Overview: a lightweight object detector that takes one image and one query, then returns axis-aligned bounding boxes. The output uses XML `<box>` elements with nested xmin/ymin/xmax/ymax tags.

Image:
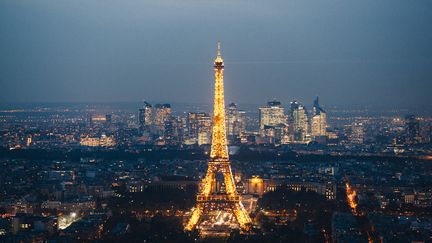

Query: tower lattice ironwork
<box><xmin>185</xmin><ymin>42</ymin><xmax>252</xmax><ymax>232</ymax></box>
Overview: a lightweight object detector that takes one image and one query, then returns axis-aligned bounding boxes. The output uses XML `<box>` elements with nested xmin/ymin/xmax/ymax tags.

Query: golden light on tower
<box><xmin>210</xmin><ymin>41</ymin><xmax>229</xmax><ymax>161</ymax></box>
<box><xmin>185</xmin><ymin>42</ymin><xmax>252</xmax><ymax>232</ymax></box>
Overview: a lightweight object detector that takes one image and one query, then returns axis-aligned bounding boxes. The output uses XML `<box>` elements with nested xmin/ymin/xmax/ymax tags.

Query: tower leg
<box><xmin>232</xmin><ymin>202</ymin><xmax>252</xmax><ymax>231</ymax></box>
<box><xmin>222</xmin><ymin>164</ymin><xmax>237</xmax><ymax>197</ymax></box>
<box><xmin>185</xmin><ymin>204</ymin><xmax>203</xmax><ymax>231</ymax></box>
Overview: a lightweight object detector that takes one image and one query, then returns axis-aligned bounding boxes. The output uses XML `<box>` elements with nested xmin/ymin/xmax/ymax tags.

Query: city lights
<box><xmin>1</xmin><ymin>0</ymin><xmax>431</xmax><ymax>242</ymax></box>
<box><xmin>58</xmin><ymin>212</ymin><xmax>80</xmax><ymax>230</ymax></box>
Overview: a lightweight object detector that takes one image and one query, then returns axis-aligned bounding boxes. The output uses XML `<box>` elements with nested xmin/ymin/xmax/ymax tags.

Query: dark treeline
<box><xmin>0</xmin><ymin>147</ymin><xmax>427</xmax><ymax>164</ymax></box>
<box><xmin>110</xmin><ymin>186</ymin><xmax>198</xmax><ymax>212</ymax></box>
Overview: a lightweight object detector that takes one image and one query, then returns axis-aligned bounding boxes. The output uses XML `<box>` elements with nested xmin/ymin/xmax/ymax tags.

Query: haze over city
<box><xmin>1</xmin><ymin>0</ymin><xmax>432</xmax><ymax>107</ymax></box>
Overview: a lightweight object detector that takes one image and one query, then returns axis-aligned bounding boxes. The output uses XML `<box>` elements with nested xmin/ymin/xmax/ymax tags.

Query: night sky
<box><xmin>1</xmin><ymin>0</ymin><xmax>431</xmax><ymax>107</ymax></box>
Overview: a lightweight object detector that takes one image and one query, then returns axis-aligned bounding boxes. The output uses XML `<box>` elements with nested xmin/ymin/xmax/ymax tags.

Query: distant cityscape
<box><xmin>0</xmin><ymin>98</ymin><xmax>431</xmax><ymax>242</ymax></box>
<box><xmin>1</xmin><ymin>98</ymin><xmax>431</xmax><ymax>157</ymax></box>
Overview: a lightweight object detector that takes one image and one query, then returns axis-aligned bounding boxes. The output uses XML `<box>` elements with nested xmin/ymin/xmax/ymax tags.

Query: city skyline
<box><xmin>1</xmin><ymin>0</ymin><xmax>432</xmax><ymax>107</ymax></box>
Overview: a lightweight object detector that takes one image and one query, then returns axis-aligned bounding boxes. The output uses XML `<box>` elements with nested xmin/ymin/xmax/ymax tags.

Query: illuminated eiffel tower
<box><xmin>185</xmin><ymin>42</ymin><xmax>252</xmax><ymax>232</ymax></box>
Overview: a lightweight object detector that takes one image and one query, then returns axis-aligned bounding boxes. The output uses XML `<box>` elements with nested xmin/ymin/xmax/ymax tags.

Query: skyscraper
<box><xmin>259</xmin><ymin>100</ymin><xmax>286</xmax><ymax>135</ymax></box>
<box><xmin>350</xmin><ymin>121</ymin><xmax>365</xmax><ymax>144</ymax></box>
<box><xmin>163</xmin><ymin>116</ymin><xmax>180</xmax><ymax>145</ymax></box>
<box><xmin>197</xmin><ymin>127</ymin><xmax>211</xmax><ymax>146</ymax></box>
<box><xmin>154</xmin><ymin>103</ymin><xmax>171</xmax><ymax>135</ymax></box>
<box><xmin>405</xmin><ymin>115</ymin><xmax>421</xmax><ymax>144</ymax></box>
<box><xmin>290</xmin><ymin>100</ymin><xmax>309</xmax><ymax>142</ymax></box>
<box><xmin>186</xmin><ymin>112</ymin><xmax>212</xmax><ymax>145</ymax></box>
<box><xmin>226</xmin><ymin>103</ymin><xmax>245</xmax><ymax>142</ymax></box>
<box><xmin>138</xmin><ymin>101</ymin><xmax>152</xmax><ymax>134</ymax></box>
<box><xmin>311</xmin><ymin>97</ymin><xmax>327</xmax><ymax>139</ymax></box>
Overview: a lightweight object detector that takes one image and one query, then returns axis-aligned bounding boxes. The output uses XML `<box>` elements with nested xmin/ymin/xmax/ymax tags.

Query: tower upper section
<box><xmin>210</xmin><ymin>42</ymin><xmax>229</xmax><ymax>160</ymax></box>
<box><xmin>214</xmin><ymin>41</ymin><xmax>224</xmax><ymax>67</ymax></box>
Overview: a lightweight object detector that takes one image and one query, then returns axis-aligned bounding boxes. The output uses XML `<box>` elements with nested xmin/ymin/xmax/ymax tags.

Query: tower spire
<box><xmin>215</xmin><ymin>41</ymin><xmax>224</xmax><ymax>64</ymax></box>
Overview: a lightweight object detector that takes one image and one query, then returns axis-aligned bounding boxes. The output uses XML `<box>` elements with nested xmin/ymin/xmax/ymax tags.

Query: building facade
<box><xmin>290</xmin><ymin>100</ymin><xmax>309</xmax><ymax>143</ymax></box>
<box><xmin>138</xmin><ymin>101</ymin><xmax>152</xmax><ymax>134</ymax></box>
<box><xmin>311</xmin><ymin>97</ymin><xmax>327</xmax><ymax>141</ymax></box>
<box><xmin>226</xmin><ymin>103</ymin><xmax>245</xmax><ymax>143</ymax></box>
<box><xmin>154</xmin><ymin>104</ymin><xmax>172</xmax><ymax>135</ymax></box>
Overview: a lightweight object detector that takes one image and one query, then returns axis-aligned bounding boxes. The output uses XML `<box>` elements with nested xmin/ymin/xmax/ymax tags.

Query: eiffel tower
<box><xmin>185</xmin><ymin>42</ymin><xmax>252</xmax><ymax>232</ymax></box>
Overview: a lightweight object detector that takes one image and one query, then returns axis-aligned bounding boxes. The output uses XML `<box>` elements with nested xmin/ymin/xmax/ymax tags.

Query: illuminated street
<box><xmin>58</xmin><ymin>212</ymin><xmax>80</xmax><ymax>230</ymax></box>
<box><xmin>345</xmin><ymin>182</ymin><xmax>358</xmax><ymax>215</ymax></box>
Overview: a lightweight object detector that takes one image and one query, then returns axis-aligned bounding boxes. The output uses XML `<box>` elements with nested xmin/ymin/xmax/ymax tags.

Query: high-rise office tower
<box><xmin>187</xmin><ymin>112</ymin><xmax>212</xmax><ymax>145</ymax></box>
<box><xmin>164</xmin><ymin>116</ymin><xmax>180</xmax><ymax>145</ymax></box>
<box><xmin>138</xmin><ymin>101</ymin><xmax>152</xmax><ymax>134</ymax></box>
<box><xmin>405</xmin><ymin>115</ymin><xmax>421</xmax><ymax>144</ymax></box>
<box><xmin>238</xmin><ymin>110</ymin><xmax>246</xmax><ymax>133</ymax></box>
<box><xmin>187</xmin><ymin>112</ymin><xmax>210</xmax><ymax>137</ymax></box>
<box><xmin>187</xmin><ymin>112</ymin><xmax>200</xmax><ymax>138</ymax></box>
<box><xmin>226</xmin><ymin>103</ymin><xmax>245</xmax><ymax>142</ymax></box>
<box><xmin>290</xmin><ymin>100</ymin><xmax>309</xmax><ymax>142</ymax></box>
<box><xmin>227</xmin><ymin>103</ymin><xmax>239</xmax><ymax>136</ymax></box>
<box><xmin>197</xmin><ymin>126</ymin><xmax>211</xmax><ymax>146</ymax></box>
<box><xmin>259</xmin><ymin>100</ymin><xmax>286</xmax><ymax>135</ymax></box>
<box><xmin>155</xmin><ymin>103</ymin><xmax>172</xmax><ymax>134</ymax></box>
<box><xmin>311</xmin><ymin>97</ymin><xmax>327</xmax><ymax>139</ymax></box>
<box><xmin>178</xmin><ymin>116</ymin><xmax>188</xmax><ymax>143</ymax></box>
<box><xmin>350</xmin><ymin>121</ymin><xmax>365</xmax><ymax>144</ymax></box>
